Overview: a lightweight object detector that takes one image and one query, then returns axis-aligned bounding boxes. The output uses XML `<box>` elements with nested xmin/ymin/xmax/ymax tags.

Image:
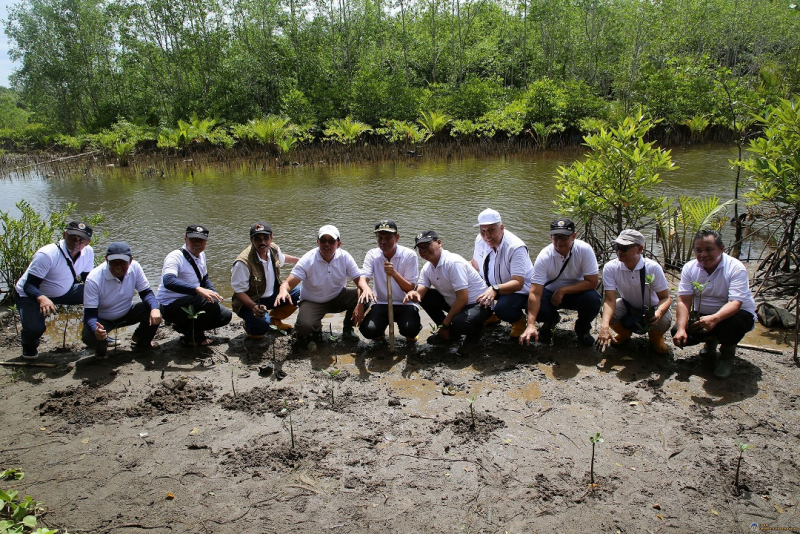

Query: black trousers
<box><xmin>359</xmin><ymin>304</ymin><xmax>422</xmax><ymax>340</ymax></box>
<box><xmin>671</xmin><ymin>309</ymin><xmax>754</xmax><ymax>346</ymax></box>
<box><xmin>161</xmin><ymin>295</ymin><xmax>233</xmax><ymax>343</ymax></box>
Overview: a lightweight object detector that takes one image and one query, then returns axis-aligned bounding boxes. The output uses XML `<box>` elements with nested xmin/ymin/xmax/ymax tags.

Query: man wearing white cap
<box><xmin>470</xmin><ymin>208</ymin><xmax>533</xmax><ymax>338</ymax></box>
<box><xmin>520</xmin><ymin>218</ymin><xmax>601</xmax><ymax>346</ymax></box>
<box><xmin>14</xmin><ymin>220</ymin><xmax>95</xmax><ymax>359</ymax></box>
<box><xmin>157</xmin><ymin>225</ymin><xmax>232</xmax><ymax>347</ymax></box>
<box><xmin>354</xmin><ymin>219</ymin><xmax>421</xmax><ymax>341</ymax></box>
<box><xmin>82</xmin><ymin>242</ymin><xmax>162</xmax><ymax>358</ymax></box>
<box><xmin>275</xmin><ymin>225</ymin><xmax>375</xmax><ymax>348</ymax></box>
<box><xmin>595</xmin><ymin>230</ymin><xmax>672</xmax><ymax>354</ymax></box>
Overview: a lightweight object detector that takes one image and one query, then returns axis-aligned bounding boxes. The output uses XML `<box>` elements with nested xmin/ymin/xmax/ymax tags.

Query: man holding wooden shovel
<box><xmin>354</xmin><ymin>220</ymin><xmax>421</xmax><ymax>351</ymax></box>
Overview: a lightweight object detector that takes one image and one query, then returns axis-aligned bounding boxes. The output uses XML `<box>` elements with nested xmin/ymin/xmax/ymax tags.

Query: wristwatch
<box><xmin>491</xmin><ymin>284</ymin><xmax>500</xmax><ymax>294</ymax></box>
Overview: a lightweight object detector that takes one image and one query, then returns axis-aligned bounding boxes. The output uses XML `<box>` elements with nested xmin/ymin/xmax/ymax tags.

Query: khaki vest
<box><xmin>231</xmin><ymin>244</ymin><xmax>282</xmax><ymax>313</ymax></box>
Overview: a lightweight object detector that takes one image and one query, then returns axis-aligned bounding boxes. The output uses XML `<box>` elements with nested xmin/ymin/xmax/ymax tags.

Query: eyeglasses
<box><xmin>318</xmin><ymin>237</ymin><xmax>337</xmax><ymax>245</ymax></box>
<box><xmin>614</xmin><ymin>244</ymin><xmax>635</xmax><ymax>252</ymax></box>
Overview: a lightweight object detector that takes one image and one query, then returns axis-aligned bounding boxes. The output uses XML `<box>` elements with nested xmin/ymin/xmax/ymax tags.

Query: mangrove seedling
<box><xmin>468</xmin><ymin>394</ymin><xmax>477</xmax><ymax>429</ymax></box>
<box><xmin>690</xmin><ymin>281</ymin><xmax>708</xmax><ymax>323</ymax></box>
<box><xmin>589</xmin><ymin>432</ymin><xmax>604</xmax><ymax>488</ymax></box>
<box><xmin>181</xmin><ymin>305</ymin><xmax>205</xmax><ymax>351</ymax></box>
<box><xmin>643</xmin><ymin>274</ymin><xmax>656</xmax><ymax>322</ymax></box>
<box><xmin>734</xmin><ymin>440</ymin><xmax>753</xmax><ymax>492</ymax></box>
<box><xmin>269</xmin><ymin>324</ymin><xmax>288</xmax><ymax>360</ymax></box>
<box><xmin>280</xmin><ymin>399</ymin><xmax>295</xmax><ymax>449</ymax></box>
<box><xmin>0</xmin><ymin>468</ymin><xmax>24</xmax><ymax>481</ymax></box>
<box><xmin>321</xmin><ymin>368</ymin><xmax>342</xmax><ymax>404</ymax></box>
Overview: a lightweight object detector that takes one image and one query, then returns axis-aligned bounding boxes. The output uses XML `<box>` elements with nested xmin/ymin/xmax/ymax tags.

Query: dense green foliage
<box><xmin>1</xmin><ymin>0</ymin><xmax>798</xmax><ymax>145</ymax></box>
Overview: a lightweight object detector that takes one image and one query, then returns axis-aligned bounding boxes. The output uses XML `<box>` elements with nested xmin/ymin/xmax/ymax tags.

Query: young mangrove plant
<box><xmin>734</xmin><ymin>440</ymin><xmax>753</xmax><ymax>493</ymax></box>
<box><xmin>269</xmin><ymin>324</ymin><xmax>288</xmax><ymax>361</ymax></box>
<box><xmin>468</xmin><ymin>394</ymin><xmax>477</xmax><ymax>429</ymax></box>
<box><xmin>690</xmin><ymin>281</ymin><xmax>708</xmax><ymax>324</ymax></box>
<box><xmin>643</xmin><ymin>274</ymin><xmax>656</xmax><ymax>324</ymax></box>
<box><xmin>589</xmin><ymin>432</ymin><xmax>604</xmax><ymax>488</ymax></box>
<box><xmin>181</xmin><ymin>305</ymin><xmax>205</xmax><ymax>351</ymax></box>
<box><xmin>280</xmin><ymin>399</ymin><xmax>295</xmax><ymax>449</ymax></box>
<box><xmin>321</xmin><ymin>368</ymin><xmax>342</xmax><ymax>404</ymax></box>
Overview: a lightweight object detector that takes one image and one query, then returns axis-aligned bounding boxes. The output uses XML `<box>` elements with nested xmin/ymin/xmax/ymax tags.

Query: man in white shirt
<box><xmin>82</xmin><ymin>242</ymin><xmax>162</xmax><ymax>358</ymax></box>
<box><xmin>14</xmin><ymin>221</ymin><xmax>95</xmax><ymax>359</ymax></box>
<box><xmin>157</xmin><ymin>225</ymin><xmax>232</xmax><ymax>347</ymax></box>
<box><xmin>231</xmin><ymin>222</ymin><xmax>300</xmax><ymax>339</ymax></box>
<box><xmin>519</xmin><ymin>218</ymin><xmax>602</xmax><ymax>346</ymax></box>
<box><xmin>275</xmin><ymin>225</ymin><xmax>375</xmax><ymax>348</ymax></box>
<box><xmin>354</xmin><ymin>219</ymin><xmax>421</xmax><ymax>341</ymax></box>
<box><xmin>403</xmin><ymin>230</ymin><xmax>491</xmax><ymax>356</ymax></box>
<box><xmin>470</xmin><ymin>209</ymin><xmax>533</xmax><ymax>339</ymax></box>
<box><xmin>595</xmin><ymin>230</ymin><xmax>672</xmax><ymax>354</ymax></box>
<box><xmin>672</xmin><ymin>229</ymin><xmax>756</xmax><ymax>379</ymax></box>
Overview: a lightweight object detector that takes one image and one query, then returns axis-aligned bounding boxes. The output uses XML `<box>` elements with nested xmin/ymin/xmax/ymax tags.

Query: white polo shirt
<box><xmin>362</xmin><ymin>245</ymin><xmax>418</xmax><ymax>305</ymax></box>
<box><xmin>418</xmin><ymin>249</ymin><xmax>487</xmax><ymax>306</ymax></box>
<box><xmin>231</xmin><ymin>245</ymin><xmax>286</xmax><ymax>298</ymax></box>
<box><xmin>291</xmin><ymin>248</ymin><xmax>361</xmax><ymax>303</ymax></box>
<box><xmin>15</xmin><ymin>240</ymin><xmax>95</xmax><ymax>298</ymax></box>
<box><xmin>603</xmin><ymin>256</ymin><xmax>669</xmax><ymax>309</ymax></box>
<box><xmin>678</xmin><ymin>253</ymin><xmax>756</xmax><ymax>319</ymax></box>
<box><xmin>472</xmin><ymin>229</ymin><xmax>533</xmax><ymax>295</ymax></box>
<box><xmin>532</xmin><ymin>239</ymin><xmax>598</xmax><ymax>291</ymax></box>
<box><xmin>156</xmin><ymin>245</ymin><xmax>208</xmax><ymax>306</ymax></box>
<box><xmin>84</xmin><ymin>260</ymin><xmax>151</xmax><ymax>320</ymax></box>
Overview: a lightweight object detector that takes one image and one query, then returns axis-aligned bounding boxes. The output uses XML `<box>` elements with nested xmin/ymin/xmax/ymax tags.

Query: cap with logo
<box><xmin>614</xmin><ymin>229</ymin><xmax>645</xmax><ymax>247</ymax></box>
<box><xmin>318</xmin><ymin>224</ymin><xmax>340</xmax><ymax>240</ymax></box>
<box><xmin>414</xmin><ymin>230</ymin><xmax>440</xmax><ymax>247</ymax></box>
<box><xmin>185</xmin><ymin>225</ymin><xmax>210</xmax><ymax>240</ymax></box>
<box><xmin>549</xmin><ymin>218</ymin><xmax>576</xmax><ymax>236</ymax></box>
<box><xmin>65</xmin><ymin>221</ymin><xmax>93</xmax><ymax>240</ymax></box>
<box><xmin>106</xmin><ymin>242</ymin><xmax>133</xmax><ymax>262</ymax></box>
<box><xmin>474</xmin><ymin>208</ymin><xmax>502</xmax><ymax>227</ymax></box>
<box><xmin>374</xmin><ymin>219</ymin><xmax>398</xmax><ymax>234</ymax></box>
<box><xmin>250</xmin><ymin>222</ymin><xmax>273</xmax><ymax>237</ymax></box>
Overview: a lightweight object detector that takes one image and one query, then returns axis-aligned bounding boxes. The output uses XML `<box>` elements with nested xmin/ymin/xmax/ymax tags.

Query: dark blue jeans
<box><xmin>420</xmin><ymin>289</ymin><xmax>493</xmax><ymax>342</ymax></box>
<box><xmin>359</xmin><ymin>303</ymin><xmax>422</xmax><ymax>340</ymax></box>
<box><xmin>81</xmin><ymin>302</ymin><xmax>157</xmax><ymax>356</ymax></box>
<box><xmin>536</xmin><ymin>288</ymin><xmax>602</xmax><ymax>333</ymax></box>
<box><xmin>493</xmin><ymin>292</ymin><xmax>528</xmax><ymax>323</ymax></box>
<box><xmin>14</xmin><ymin>284</ymin><xmax>85</xmax><ymax>355</ymax></box>
<box><xmin>235</xmin><ymin>287</ymin><xmax>300</xmax><ymax>336</ymax></box>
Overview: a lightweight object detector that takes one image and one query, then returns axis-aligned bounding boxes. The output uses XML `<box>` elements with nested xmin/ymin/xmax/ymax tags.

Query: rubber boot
<box><xmin>714</xmin><ymin>345</ymin><xmax>736</xmax><ymax>379</ymax></box>
<box><xmin>610</xmin><ymin>324</ymin><xmax>632</xmax><ymax>345</ymax></box>
<box><xmin>483</xmin><ymin>314</ymin><xmax>500</xmax><ymax>327</ymax></box>
<box><xmin>648</xmin><ymin>330</ymin><xmax>669</xmax><ymax>354</ymax></box>
<box><xmin>269</xmin><ymin>305</ymin><xmax>297</xmax><ymax>331</ymax></box>
<box><xmin>510</xmin><ymin>316</ymin><xmax>527</xmax><ymax>338</ymax></box>
<box><xmin>698</xmin><ymin>338</ymin><xmax>718</xmax><ymax>359</ymax></box>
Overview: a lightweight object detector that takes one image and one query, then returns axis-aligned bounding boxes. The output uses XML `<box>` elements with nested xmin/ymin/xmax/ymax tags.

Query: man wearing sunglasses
<box><xmin>14</xmin><ymin>221</ymin><xmax>95</xmax><ymax>359</ymax></box>
<box><xmin>275</xmin><ymin>225</ymin><xmax>375</xmax><ymax>349</ymax></box>
<box><xmin>231</xmin><ymin>222</ymin><xmax>300</xmax><ymax>339</ymax></box>
<box><xmin>595</xmin><ymin>230</ymin><xmax>672</xmax><ymax>354</ymax></box>
<box><xmin>519</xmin><ymin>218</ymin><xmax>601</xmax><ymax>346</ymax></box>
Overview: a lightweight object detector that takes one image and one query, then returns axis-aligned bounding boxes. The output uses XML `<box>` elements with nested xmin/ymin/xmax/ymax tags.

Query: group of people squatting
<box><xmin>12</xmin><ymin>209</ymin><xmax>756</xmax><ymax>379</ymax></box>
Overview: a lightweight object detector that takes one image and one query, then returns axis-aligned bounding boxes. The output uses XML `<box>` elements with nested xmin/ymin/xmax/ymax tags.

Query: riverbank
<box><xmin>1</xmin><ymin>307</ymin><xmax>798</xmax><ymax>533</ymax></box>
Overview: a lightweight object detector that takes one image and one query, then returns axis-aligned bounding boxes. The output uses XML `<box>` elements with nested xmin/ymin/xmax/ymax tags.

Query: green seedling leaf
<box><xmin>0</xmin><ymin>468</ymin><xmax>24</xmax><ymax>480</ymax></box>
<box><xmin>22</xmin><ymin>515</ymin><xmax>37</xmax><ymax>528</ymax></box>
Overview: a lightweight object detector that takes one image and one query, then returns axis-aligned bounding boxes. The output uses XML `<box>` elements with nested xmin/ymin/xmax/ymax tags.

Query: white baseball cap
<box><xmin>474</xmin><ymin>208</ymin><xmax>502</xmax><ymax>227</ymax></box>
<box><xmin>318</xmin><ymin>224</ymin><xmax>340</xmax><ymax>240</ymax></box>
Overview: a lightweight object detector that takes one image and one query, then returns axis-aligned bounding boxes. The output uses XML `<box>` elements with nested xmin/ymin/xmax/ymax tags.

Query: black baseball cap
<box><xmin>374</xmin><ymin>219</ymin><xmax>398</xmax><ymax>234</ymax></box>
<box><xmin>65</xmin><ymin>221</ymin><xmax>93</xmax><ymax>240</ymax></box>
<box><xmin>414</xmin><ymin>230</ymin><xmax>440</xmax><ymax>247</ymax></box>
<box><xmin>250</xmin><ymin>222</ymin><xmax>273</xmax><ymax>237</ymax></box>
<box><xmin>549</xmin><ymin>218</ymin><xmax>576</xmax><ymax>236</ymax></box>
<box><xmin>185</xmin><ymin>225</ymin><xmax>210</xmax><ymax>240</ymax></box>
<box><xmin>106</xmin><ymin>242</ymin><xmax>133</xmax><ymax>261</ymax></box>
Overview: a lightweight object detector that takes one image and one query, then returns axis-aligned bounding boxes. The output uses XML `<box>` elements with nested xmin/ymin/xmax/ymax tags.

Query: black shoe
<box><xmin>426</xmin><ymin>332</ymin><xmax>450</xmax><ymax>345</ymax></box>
<box><xmin>575</xmin><ymin>330</ymin><xmax>595</xmax><ymax>346</ymax></box>
<box><xmin>342</xmin><ymin>326</ymin><xmax>360</xmax><ymax>342</ymax></box>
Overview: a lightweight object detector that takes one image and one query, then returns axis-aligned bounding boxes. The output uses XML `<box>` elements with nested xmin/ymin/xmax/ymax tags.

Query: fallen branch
<box><xmin>0</xmin><ymin>361</ymin><xmax>56</xmax><ymax>368</ymax></box>
<box><xmin>737</xmin><ymin>343</ymin><xmax>784</xmax><ymax>355</ymax></box>
<box><xmin>11</xmin><ymin>150</ymin><xmax>102</xmax><ymax>171</ymax></box>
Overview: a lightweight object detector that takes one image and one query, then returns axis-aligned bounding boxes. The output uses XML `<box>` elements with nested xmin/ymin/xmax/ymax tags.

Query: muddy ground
<box><xmin>1</xmin><ymin>306</ymin><xmax>799</xmax><ymax>534</ymax></box>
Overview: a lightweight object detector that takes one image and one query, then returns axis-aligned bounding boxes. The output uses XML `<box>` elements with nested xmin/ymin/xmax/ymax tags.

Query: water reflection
<box><xmin>1</xmin><ymin>144</ymin><xmax>743</xmax><ymax>300</ymax></box>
